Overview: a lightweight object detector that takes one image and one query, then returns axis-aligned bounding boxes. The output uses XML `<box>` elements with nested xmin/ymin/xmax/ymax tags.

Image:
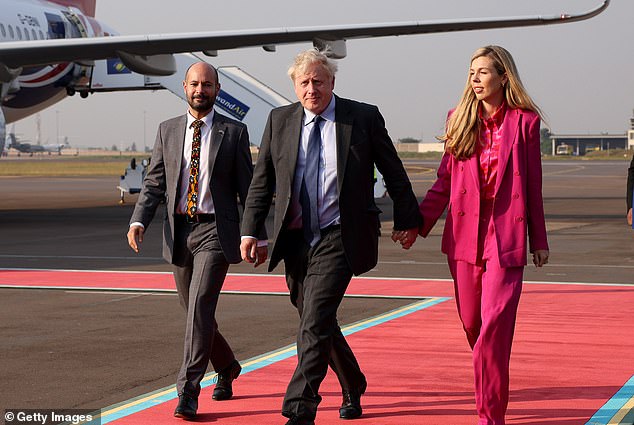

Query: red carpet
<box><xmin>1</xmin><ymin>269</ymin><xmax>632</xmax><ymax>424</ymax></box>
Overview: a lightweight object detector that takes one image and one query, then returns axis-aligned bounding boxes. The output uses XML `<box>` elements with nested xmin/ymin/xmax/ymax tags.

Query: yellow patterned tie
<box><xmin>186</xmin><ymin>120</ymin><xmax>204</xmax><ymax>218</ymax></box>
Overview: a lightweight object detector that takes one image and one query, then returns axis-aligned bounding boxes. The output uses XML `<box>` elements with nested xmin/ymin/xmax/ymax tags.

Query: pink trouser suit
<box><xmin>419</xmin><ymin>107</ymin><xmax>549</xmax><ymax>425</ymax></box>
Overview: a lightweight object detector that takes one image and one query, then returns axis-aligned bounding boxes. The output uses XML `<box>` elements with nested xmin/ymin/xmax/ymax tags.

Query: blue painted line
<box><xmin>341</xmin><ymin>296</ymin><xmax>450</xmax><ymax>336</ymax></box>
<box><xmin>586</xmin><ymin>375</ymin><xmax>634</xmax><ymax>425</ymax></box>
<box><xmin>99</xmin><ymin>297</ymin><xmax>448</xmax><ymax>423</ymax></box>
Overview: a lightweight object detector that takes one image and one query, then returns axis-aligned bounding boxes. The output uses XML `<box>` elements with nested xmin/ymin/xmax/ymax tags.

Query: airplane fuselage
<box><xmin>1</xmin><ymin>0</ymin><xmax>112</xmax><ymax>124</ymax></box>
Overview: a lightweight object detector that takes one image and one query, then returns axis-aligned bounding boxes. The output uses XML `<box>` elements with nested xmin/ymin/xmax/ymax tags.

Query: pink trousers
<box><xmin>447</xmin><ymin>199</ymin><xmax>524</xmax><ymax>425</ymax></box>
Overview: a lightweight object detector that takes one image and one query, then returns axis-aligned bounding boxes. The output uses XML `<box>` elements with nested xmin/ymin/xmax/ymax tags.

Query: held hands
<box><xmin>240</xmin><ymin>237</ymin><xmax>268</xmax><ymax>267</ymax></box>
<box><xmin>127</xmin><ymin>225</ymin><xmax>144</xmax><ymax>253</ymax></box>
<box><xmin>391</xmin><ymin>227</ymin><xmax>419</xmax><ymax>250</ymax></box>
<box><xmin>627</xmin><ymin>208</ymin><xmax>632</xmax><ymax>226</ymax></box>
<box><xmin>532</xmin><ymin>249</ymin><xmax>549</xmax><ymax>267</ymax></box>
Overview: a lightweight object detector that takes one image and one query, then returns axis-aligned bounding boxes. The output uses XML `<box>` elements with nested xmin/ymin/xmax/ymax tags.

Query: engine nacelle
<box><xmin>116</xmin><ymin>52</ymin><xmax>177</xmax><ymax>76</ymax></box>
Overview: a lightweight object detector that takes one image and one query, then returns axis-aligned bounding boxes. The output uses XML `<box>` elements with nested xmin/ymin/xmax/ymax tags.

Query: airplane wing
<box><xmin>0</xmin><ymin>0</ymin><xmax>609</xmax><ymax>76</ymax></box>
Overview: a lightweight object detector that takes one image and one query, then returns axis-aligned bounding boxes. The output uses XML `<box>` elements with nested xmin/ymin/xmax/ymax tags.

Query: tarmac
<box><xmin>0</xmin><ymin>159</ymin><xmax>633</xmax><ymax>424</ymax></box>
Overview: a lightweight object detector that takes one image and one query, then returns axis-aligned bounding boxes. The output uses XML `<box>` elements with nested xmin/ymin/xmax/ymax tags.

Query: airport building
<box><xmin>550</xmin><ymin>133</ymin><xmax>627</xmax><ymax>156</ymax></box>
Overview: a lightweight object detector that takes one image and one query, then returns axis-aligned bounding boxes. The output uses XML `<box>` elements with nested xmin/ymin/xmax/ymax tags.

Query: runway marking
<box><xmin>97</xmin><ymin>297</ymin><xmax>449</xmax><ymax>424</ymax></box>
<box><xmin>1</xmin><ymin>268</ymin><xmax>633</xmax><ymax>290</ymax></box>
<box><xmin>586</xmin><ymin>375</ymin><xmax>634</xmax><ymax>425</ymax></box>
<box><xmin>5</xmin><ymin>254</ymin><xmax>634</xmax><ymax>271</ymax></box>
<box><xmin>0</xmin><ymin>254</ymin><xmax>164</xmax><ymax>261</ymax></box>
<box><xmin>542</xmin><ymin>165</ymin><xmax>586</xmax><ymax>176</ymax></box>
<box><xmin>376</xmin><ymin>260</ymin><xmax>634</xmax><ymax>270</ymax></box>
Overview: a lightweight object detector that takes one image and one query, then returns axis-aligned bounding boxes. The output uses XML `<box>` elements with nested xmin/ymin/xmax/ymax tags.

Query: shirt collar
<box><xmin>479</xmin><ymin>101</ymin><xmax>506</xmax><ymax>128</ymax></box>
<box><xmin>303</xmin><ymin>95</ymin><xmax>335</xmax><ymax>126</ymax></box>
<box><xmin>187</xmin><ymin>109</ymin><xmax>215</xmax><ymax>128</ymax></box>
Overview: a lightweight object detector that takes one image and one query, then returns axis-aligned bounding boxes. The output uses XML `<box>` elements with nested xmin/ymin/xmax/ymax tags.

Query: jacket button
<box><xmin>513</xmin><ymin>193</ymin><xmax>519</xmax><ymax>199</ymax></box>
<box><xmin>460</xmin><ymin>189</ymin><xmax>467</xmax><ymax>194</ymax></box>
<box><xmin>514</xmin><ymin>171</ymin><xmax>520</xmax><ymax>176</ymax></box>
<box><xmin>516</xmin><ymin>216</ymin><xmax>524</xmax><ymax>222</ymax></box>
<box><xmin>457</xmin><ymin>211</ymin><xmax>465</xmax><ymax>216</ymax></box>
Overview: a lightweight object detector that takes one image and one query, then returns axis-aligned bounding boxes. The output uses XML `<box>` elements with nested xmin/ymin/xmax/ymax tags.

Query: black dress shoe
<box><xmin>174</xmin><ymin>394</ymin><xmax>198</xmax><ymax>419</ymax></box>
<box><xmin>212</xmin><ymin>359</ymin><xmax>241</xmax><ymax>401</ymax></box>
<box><xmin>285</xmin><ymin>416</ymin><xmax>315</xmax><ymax>425</ymax></box>
<box><xmin>339</xmin><ymin>388</ymin><xmax>362</xmax><ymax>419</ymax></box>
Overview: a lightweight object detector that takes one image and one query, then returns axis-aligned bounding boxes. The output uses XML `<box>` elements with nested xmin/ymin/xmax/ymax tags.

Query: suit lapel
<box><xmin>495</xmin><ymin>108</ymin><xmax>520</xmax><ymax>194</ymax></box>
<box><xmin>467</xmin><ymin>155</ymin><xmax>481</xmax><ymax>194</ymax></box>
<box><xmin>335</xmin><ymin>96</ymin><xmax>352</xmax><ymax>193</ymax></box>
<box><xmin>283</xmin><ymin>104</ymin><xmax>305</xmax><ymax>184</ymax></box>
<box><xmin>208</xmin><ymin>114</ymin><xmax>226</xmax><ymax>177</ymax></box>
<box><xmin>171</xmin><ymin>115</ymin><xmax>187</xmax><ymax>186</ymax></box>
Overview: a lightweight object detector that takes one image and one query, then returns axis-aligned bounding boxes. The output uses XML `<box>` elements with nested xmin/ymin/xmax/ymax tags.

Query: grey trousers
<box><xmin>281</xmin><ymin>227</ymin><xmax>367</xmax><ymax>420</ymax></box>
<box><xmin>172</xmin><ymin>220</ymin><xmax>234</xmax><ymax>398</ymax></box>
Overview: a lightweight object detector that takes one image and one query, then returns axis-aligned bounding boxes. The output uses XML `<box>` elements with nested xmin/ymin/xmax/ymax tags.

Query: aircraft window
<box><xmin>0</xmin><ymin>24</ymin><xmax>5</xmax><ymax>39</ymax></box>
<box><xmin>16</xmin><ymin>26</ymin><xmax>22</xmax><ymax>40</ymax></box>
<box><xmin>45</xmin><ymin>13</ymin><xmax>65</xmax><ymax>39</ymax></box>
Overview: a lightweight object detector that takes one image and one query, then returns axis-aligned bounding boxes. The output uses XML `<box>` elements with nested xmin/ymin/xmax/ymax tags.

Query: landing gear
<box><xmin>66</xmin><ymin>86</ymin><xmax>91</xmax><ymax>98</ymax></box>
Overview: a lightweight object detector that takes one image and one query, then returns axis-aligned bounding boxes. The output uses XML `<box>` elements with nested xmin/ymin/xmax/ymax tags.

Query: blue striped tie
<box><xmin>300</xmin><ymin>116</ymin><xmax>323</xmax><ymax>246</ymax></box>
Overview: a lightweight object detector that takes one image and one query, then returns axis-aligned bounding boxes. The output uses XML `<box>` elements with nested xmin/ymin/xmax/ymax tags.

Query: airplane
<box><xmin>0</xmin><ymin>0</ymin><xmax>610</xmax><ymax>150</ymax></box>
<box><xmin>4</xmin><ymin>131</ymin><xmax>69</xmax><ymax>156</ymax></box>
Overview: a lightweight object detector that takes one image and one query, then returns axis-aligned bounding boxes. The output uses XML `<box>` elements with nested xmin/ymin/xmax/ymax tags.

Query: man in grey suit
<box><xmin>240</xmin><ymin>49</ymin><xmax>420</xmax><ymax>425</ymax></box>
<box><xmin>127</xmin><ymin>62</ymin><xmax>266</xmax><ymax>420</ymax></box>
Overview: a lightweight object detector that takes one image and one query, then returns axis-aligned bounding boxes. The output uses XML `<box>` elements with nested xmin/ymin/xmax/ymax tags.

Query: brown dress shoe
<box><xmin>212</xmin><ymin>360</ymin><xmax>241</xmax><ymax>401</ymax></box>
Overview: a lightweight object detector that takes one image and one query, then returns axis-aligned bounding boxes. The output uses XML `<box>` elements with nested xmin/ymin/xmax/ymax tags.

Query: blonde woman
<box><xmin>418</xmin><ymin>45</ymin><xmax>549</xmax><ymax>424</ymax></box>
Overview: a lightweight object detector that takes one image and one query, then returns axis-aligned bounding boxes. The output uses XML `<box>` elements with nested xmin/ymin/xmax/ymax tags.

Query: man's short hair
<box><xmin>287</xmin><ymin>48</ymin><xmax>337</xmax><ymax>81</ymax></box>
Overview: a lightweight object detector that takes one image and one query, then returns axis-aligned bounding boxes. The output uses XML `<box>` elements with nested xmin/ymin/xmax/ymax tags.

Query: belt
<box><xmin>176</xmin><ymin>214</ymin><xmax>215</xmax><ymax>224</ymax></box>
<box><xmin>287</xmin><ymin>224</ymin><xmax>341</xmax><ymax>237</ymax></box>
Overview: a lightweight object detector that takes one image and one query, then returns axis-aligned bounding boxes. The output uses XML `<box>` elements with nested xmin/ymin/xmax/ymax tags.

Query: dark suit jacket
<box><xmin>625</xmin><ymin>156</ymin><xmax>634</xmax><ymax>211</ymax></box>
<box><xmin>130</xmin><ymin>112</ymin><xmax>260</xmax><ymax>265</ymax></box>
<box><xmin>241</xmin><ymin>95</ymin><xmax>420</xmax><ymax>275</ymax></box>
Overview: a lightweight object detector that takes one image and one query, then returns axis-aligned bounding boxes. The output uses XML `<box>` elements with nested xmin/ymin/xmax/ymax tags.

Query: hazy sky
<box><xmin>13</xmin><ymin>0</ymin><xmax>634</xmax><ymax>149</ymax></box>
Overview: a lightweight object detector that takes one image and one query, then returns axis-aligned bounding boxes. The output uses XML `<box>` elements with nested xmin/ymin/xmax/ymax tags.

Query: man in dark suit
<box><xmin>240</xmin><ymin>49</ymin><xmax>420</xmax><ymax>425</ymax></box>
<box><xmin>127</xmin><ymin>62</ymin><xmax>266</xmax><ymax>420</ymax></box>
<box><xmin>625</xmin><ymin>156</ymin><xmax>634</xmax><ymax>226</ymax></box>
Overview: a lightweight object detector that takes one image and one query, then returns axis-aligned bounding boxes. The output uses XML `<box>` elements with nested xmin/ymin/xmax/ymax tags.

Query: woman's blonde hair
<box><xmin>442</xmin><ymin>45</ymin><xmax>542</xmax><ymax>160</ymax></box>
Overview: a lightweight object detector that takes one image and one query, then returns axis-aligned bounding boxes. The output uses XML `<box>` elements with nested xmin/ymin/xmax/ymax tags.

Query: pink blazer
<box><xmin>419</xmin><ymin>108</ymin><xmax>549</xmax><ymax>267</ymax></box>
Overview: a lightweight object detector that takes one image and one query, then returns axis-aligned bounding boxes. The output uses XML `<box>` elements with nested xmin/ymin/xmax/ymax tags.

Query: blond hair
<box><xmin>287</xmin><ymin>48</ymin><xmax>338</xmax><ymax>81</ymax></box>
<box><xmin>442</xmin><ymin>45</ymin><xmax>542</xmax><ymax>160</ymax></box>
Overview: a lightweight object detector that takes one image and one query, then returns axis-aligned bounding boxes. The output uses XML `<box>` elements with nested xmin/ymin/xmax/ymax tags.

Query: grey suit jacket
<box><xmin>130</xmin><ymin>112</ymin><xmax>260</xmax><ymax>265</ymax></box>
<box><xmin>241</xmin><ymin>95</ymin><xmax>420</xmax><ymax>275</ymax></box>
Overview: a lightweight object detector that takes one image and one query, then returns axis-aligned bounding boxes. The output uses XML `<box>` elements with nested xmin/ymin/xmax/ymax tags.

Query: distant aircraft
<box><xmin>0</xmin><ymin>0</ymin><xmax>610</xmax><ymax>147</ymax></box>
<box><xmin>3</xmin><ymin>129</ymin><xmax>69</xmax><ymax>156</ymax></box>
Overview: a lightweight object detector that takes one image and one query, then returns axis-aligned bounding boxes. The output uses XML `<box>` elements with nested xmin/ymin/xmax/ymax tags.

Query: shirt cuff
<box><xmin>130</xmin><ymin>222</ymin><xmax>145</xmax><ymax>229</ymax></box>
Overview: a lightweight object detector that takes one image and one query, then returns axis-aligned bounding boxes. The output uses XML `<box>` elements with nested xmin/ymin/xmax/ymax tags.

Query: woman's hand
<box><xmin>533</xmin><ymin>249</ymin><xmax>549</xmax><ymax>267</ymax></box>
